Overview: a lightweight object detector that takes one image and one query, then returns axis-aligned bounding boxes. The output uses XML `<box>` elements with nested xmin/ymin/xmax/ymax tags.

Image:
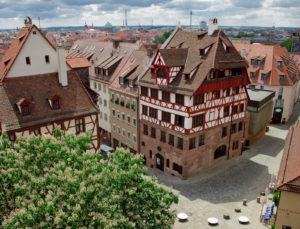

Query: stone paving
<box><xmin>147</xmin><ymin>102</ymin><xmax>300</xmax><ymax>229</ymax></box>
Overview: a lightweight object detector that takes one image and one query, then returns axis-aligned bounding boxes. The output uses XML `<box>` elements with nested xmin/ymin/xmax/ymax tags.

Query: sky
<box><xmin>0</xmin><ymin>0</ymin><xmax>299</xmax><ymax>29</ymax></box>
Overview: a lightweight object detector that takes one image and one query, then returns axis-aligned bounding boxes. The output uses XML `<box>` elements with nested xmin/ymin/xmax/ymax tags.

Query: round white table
<box><xmin>238</xmin><ymin>216</ymin><xmax>250</xmax><ymax>224</ymax></box>
<box><xmin>207</xmin><ymin>217</ymin><xmax>218</xmax><ymax>225</ymax></box>
<box><xmin>177</xmin><ymin>212</ymin><xmax>188</xmax><ymax>222</ymax></box>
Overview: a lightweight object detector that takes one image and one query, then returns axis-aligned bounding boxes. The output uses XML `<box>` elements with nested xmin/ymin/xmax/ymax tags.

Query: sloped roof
<box><xmin>66</xmin><ymin>57</ymin><xmax>91</xmax><ymax>69</ymax></box>
<box><xmin>0</xmin><ymin>71</ymin><xmax>98</xmax><ymax>131</ymax></box>
<box><xmin>138</xmin><ymin>28</ymin><xmax>248</xmax><ymax>95</ymax></box>
<box><xmin>159</xmin><ymin>48</ymin><xmax>188</xmax><ymax>67</ymax></box>
<box><xmin>234</xmin><ymin>43</ymin><xmax>299</xmax><ymax>86</ymax></box>
<box><xmin>277</xmin><ymin>121</ymin><xmax>300</xmax><ymax>193</ymax></box>
<box><xmin>0</xmin><ymin>24</ymin><xmax>56</xmax><ymax>82</ymax></box>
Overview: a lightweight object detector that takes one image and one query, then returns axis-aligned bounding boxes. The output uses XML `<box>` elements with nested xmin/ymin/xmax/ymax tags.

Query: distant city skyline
<box><xmin>0</xmin><ymin>0</ymin><xmax>299</xmax><ymax>29</ymax></box>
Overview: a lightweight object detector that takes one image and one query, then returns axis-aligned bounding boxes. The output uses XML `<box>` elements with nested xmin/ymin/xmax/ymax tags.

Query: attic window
<box><xmin>33</xmin><ymin>31</ymin><xmax>37</xmax><ymax>35</ymax></box>
<box><xmin>16</xmin><ymin>98</ymin><xmax>30</xmax><ymax>116</ymax></box>
<box><xmin>250</xmin><ymin>59</ymin><xmax>255</xmax><ymax>65</ymax></box>
<box><xmin>197</xmin><ymin>34</ymin><xmax>205</xmax><ymax>40</ymax></box>
<box><xmin>45</xmin><ymin>55</ymin><xmax>50</xmax><ymax>64</ymax></box>
<box><xmin>25</xmin><ymin>57</ymin><xmax>31</xmax><ymax>65</ymax></box>
<box><xmin>21</xmin><ymin>105</ymin><xmax>30</xmax><ymax>116</ymax></box>
<box><xmin>129</xmin><ymin>80</ymin><xmax>134</xmax><ymax>88</ymax></box>
<box><xmin>150</xmin><ymin>66</ymin><xmax>155</xmax><ymax>74</ymax></box>
<box><xmin>49</xmin><ymin>95</ymin><xmax>60</xmax><ymax>110</ymax></box>
<box><xmin>226</xmin><ymin>46</ymin><xmax>230</xmax><ymax>53</ymax></box>
<box><xmin>200</xmin><ymin>49</ymin><xmax>205</xmax><ymax>56</ymax></box>
<box><xmin>277</xmin><ymin>61</ymin><xmax>282</xmax><ymax>68</ymax></box>
<box><xmin>257</xmin><ymin>60</ymin><xmax>261</xmax><ymax>66</ymax></box>
<box><xmin>119</xmin><ymin>77</ymin><xmax>124</xmax><ymax>85</ymax></box>
<box><xmin>184</xmin><ymin>74</ymin><xmax>190</xmax><ymax>80</ymax></box>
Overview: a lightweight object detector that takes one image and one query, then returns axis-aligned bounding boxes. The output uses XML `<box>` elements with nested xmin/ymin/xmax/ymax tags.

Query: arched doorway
<box><xmin>156</xmin><ymin>153</ymin><xmax>164</xmax><ymax>171</ymax></box>
<box><xmin>214</xmin><ymin>145</ymin><xmax>227</xmax><ymax>159</ymax></box>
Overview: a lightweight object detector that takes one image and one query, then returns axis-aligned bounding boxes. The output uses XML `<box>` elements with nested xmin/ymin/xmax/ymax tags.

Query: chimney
<box><xmin>241</xmin><ymin>49</ymin><xmax>246</xmax><ymax>58</ymax></box>
<box><xmin>113</xmin><ymin>39</ymin><xmax>120</xmax><ymax>49</ymax></box>
<box><xmin>57</xmin><ymin>47</ymin><xmax>68</xmax><ymax>88</ymax></box>
<box><xmin>24</xmin><ymin>16</ymin><xmax>32</xmax><ymax>27</ymax></box>
<box><xmin>208</xmin><ymin>18</ymin><xmax>218</xmax><ymax>36</ymax></box>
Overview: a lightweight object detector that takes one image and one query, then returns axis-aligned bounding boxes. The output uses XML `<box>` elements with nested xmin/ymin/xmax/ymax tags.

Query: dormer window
<box><xmin>257</xmin><ymin>60</ymin><xmax>261</xmax><ymax>66</ymax></box>
<box><xmin>226</xmin><ymin>46</ymin><xmax>230</xmax><ymax>53</ymax></box>
<box><xmin>200</xmin><ymin>49</ymin><xmax>205</xmax><ymax>56</ymax></box>
<box><xmin>184</xmin><ymin>74</ymin><xmax>190</xmax><ymax>80</ymax></box>
<box><xmin>157</xmin><ymin>68</ymin><xmax>167</xmax><ymax>78</ymax></box>
<box><xmin>16</xmin><ymin>98</ymin><xmax>30</xmax><ymax>116</ymax></box>
<box><xmin>129</xmin><ymin>80</ymin><xmax>134</xmax><ymax>88</ymax></box>
<box><xmin>49</xmin><ymin>95</ymin><xmax>60</xmax><ymax>110</ymax></box>
<box><xmin>250</xmin><ymin>59</ymin><xmax>255</xmax><ymax>65</ymax></box>
<box><xmin>261</xmin><ymin>73</ymin><xmax>266</xmax><ymax>80</ymax></box>
<box><xmin>119</xmin><ymin>77</ymin><xmax>124</xmax><ymax>85</ymax></box>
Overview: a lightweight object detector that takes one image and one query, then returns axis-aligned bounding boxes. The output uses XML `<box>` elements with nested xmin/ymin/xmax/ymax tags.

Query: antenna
<box><xmin>125</xmin><ymin>9</ymin><xmax>128</xmax><ymax>27</ymax></box>
<box><xmin>190</xmin><ymin>11</ymin><xmax>192</xmax><ymax>29</ymax></box>
<box><xmin>38</xmin><ymin>16</ymin><xmax>40</xmax><ymax>29</ymax></box>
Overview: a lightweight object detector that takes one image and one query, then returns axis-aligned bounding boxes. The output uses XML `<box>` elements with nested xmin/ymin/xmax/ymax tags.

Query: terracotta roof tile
<box><xmin>66</xmin><ymin>57</ymin><xmax>91</xmax><ymax>69</ymax></box>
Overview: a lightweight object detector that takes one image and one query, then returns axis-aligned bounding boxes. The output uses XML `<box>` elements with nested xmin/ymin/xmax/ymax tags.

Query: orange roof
<box><xmin>234</xmin><ymin>43</ymin><xmax>299</xmax><ymax>86</ymax></box>
<box><xmin>0</xmin><ymin>24</ymin><xmax>56</xmax><ymax>82</ymax></box>
<box><xmin>66</xmin><ymin>57</ymin><xmax>91</xmax><ymax>69</ymax></box>
<box><xmin>277</xmin><ymin>121</ymin><xmax>300</xmax><ymax>193</ymax></box>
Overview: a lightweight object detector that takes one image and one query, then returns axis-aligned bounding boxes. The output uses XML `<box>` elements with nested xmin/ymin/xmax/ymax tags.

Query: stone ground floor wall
<box><xmin>140</xmin><ymin>114</ymin><xmax>250</xmax><ymax>179</ymax></box>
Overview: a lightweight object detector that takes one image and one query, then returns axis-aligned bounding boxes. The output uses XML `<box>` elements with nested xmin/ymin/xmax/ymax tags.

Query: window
<box><xmin>133</xmin><ymin>118</ymin><xmax>136</xmax><ymax>127</ymax></box>
<box><xmin>151</xmin><ymin>127</ymin><xmax>156</xmax><ymax>138</ymax></box>
<box><xmin>133</xmin><ymin>135</ymin><xmax>137</xmax><ymax>143</ymax></box>
<box><xmin>177</xmin><ymin>137</ymin><xmax>183</xmax><ymax>150</ymax></box>
<box><xmin>119</xmin><ymin>77</ymin><xmax>124</xmax><ymax>85</ymax></box>
<box><xmin>213</xmin><ymin>90</ymin><xmax>220</xmax><ymax>99</ymax></box>
<box><xmin>127</xmin><ymin>116</ymin><xmax>131</xmax><ymax>124</ymax></box>
<box><xmin>222</xmin><ymin>127</ymin><xmax>227</xmax><ymax>137</ymax></box>
<box><xmin>231</xmin><ymin>123</ymin><xmax>236</xmax><ymax>134</ymax></box>
<box><xmin>112</xmin><ymin>109</ymin><xmax>116</xmax><ymax>117</ymax></box>
<box><xmin>224</xmin><ymin>106</ymin><xmax>230</xmax><ymax>117</ymax></box>
<box><xmin>44</xmin><ymin>55</ymin><xmax>50</xmax><ymax>64</ymax></box>
<box><xmin>21</xmin><ymin>105</ymin><xmax>30</xmax><ymax>116</ymax></box>
<box><xmin>234</xmin><ymin>87</ymin><xmax>239</xmax><ymax>94</ymax></box>
<box><xmin>282</xmin><ymin>225</ymin><xmax>292</xmax><ymax>229</ymax></box>
<box><xmin>176</xmin><ymin>94</ymin><xmax>184</xmax><ymax>105</ymax></box>
<box><xmin>162</xmin><ymin>111</ymin><xmax>171</xmax><ymax>123</ymax></box>
<box><xmin>104</xmin><ymin>114</ymin><xmax>108</xmax><ymax>121</ymax></box>
<box><xmin>226</xmin><ymin>46</ymin><xmax>230</xmax><ymax>53</ymax></box>
<box><xmin>169</xmin><ymin>134</ymin><xmax>174</xmax><ymax>146</ymax></box>
<box><xmin>33</xmin><ymin>128</ymin><xmax>40</xmax><ymax>136</ymax></box>
<box><xmin>149</xmin><ymin>108</ymin><xmax>157</xmax><ymax>119</ymax></box>
<box><xmin>160</xmin><ymin>131</ymin><xmax>166</xmax><ymax>143</ymax></box>
<box><xmin>93</xmin><ymin>82</ymin><xmax>97</xmax><ymax>89</ymax></box>
<box><xmin>75</xmin><ymin>118</ymin><xmax>85</xmax><ymax>134</ymax></box>
<box><xmin>157</xmin><ymin>68</ymin><xmax>167</xmax><ymax>78</ymax></box>
<box><xmin>122</xmin><ymin>128</ymin><xmax>126</xmax><ymax>137</ymax></box>
<box><xmin>103</xmin><ymin>85</ymin><xmax>106</xmax><ymax>93</ymax></box>
<box><xmin>104</xmin><ymin>99</ymin><xmax>107</xmax><ymax>107</ymax></box>
<box><xmin>226</xmin><ymin>88</ymin><xmax>230</xmax><ymax>96</ymax></box>
<box><xmin>240</xmin><ymin>104</ymin><xmax>244</xmax><ymax>112</ymax></box>
<box><xmin>98</xmin><ymin>97</ymin><xmax>102</xmax><ymax>105</ymax></box>
<box><xmin>162</xmin><ymin>91</ymin><xmax>170</xmax><ymax>102</ymax></box>
<box><xmin>25</xmin><ymin>57</ymin><xmax>31</xmax><ymax>65</ymax></box>
<box><xmin>233</xmin><ymin>105</ymin><xmax>238</xmax><ymax>114</ymax></box>
<box><xmin>141</xmin><ymin>86</ymin><xmax>148</xmax><ymax>96</ymax></box>
<box><xmin>232</xmin><ymin>141</ymin><xmax>239</xmax><ymax>150</ymax></box>
<box><xmin>116</xmin><ymin>111</ymin><xmax>120</xmax><ymax>119</ymax></box>
<box><xmin>142</xmin><ymin>105</ymin><xmax>148</xmax><ymax>115</ymax></box>
<box><xmin>9</xmin><ymin>133</ymin><xmax>16</xmax><ymax>142</ymax></box>
<box><xmin>250</xmin><ymin>72</ymin><xmax>254</xmax><ymax>78</ymax></box>
<box><xmin>151</xmin><ymin>88</ymin><xmax>158</xmax><ymax>99</ymax></box>
<box><xmin>53</xmin><ymin>99</ymin><xmax>60</xmax><ymax>110</ymax></box>
<box><xmin>199</xmin><ymin>134</ymin><xmax>205</xmax><ymax>146</ymax></box>
<box><xmin>143</xmin><ymin>124</ymin><xmax>148</xmax><ymax>135</ymax></box>
<box><xmin>166</xmin><ymin>159</ymin><xmax>170</xmax><ymax>168</ymax></box>
<box><xmin>99</xmin><ymin>111</ymin><xmax>103</xmax><ymax>119</ymax></box>
<box><xmin>277</xmin><ymin>61</ymin><xmax>282</xmax><ymax>68</ymax></box>
<box><xmin>149</xmin><ymin>150</ymin><xmax>152</xmax><ymax>158</ymax></box>
<box><xmin>192</xmin><ymin>114</ymin><xmax>204</xmax><ymax>128</ymax></box>
<box><xmin>194</xmin><ymin>94</ymin><xmax>204</xmax><ymax>105</ymax></box>
<box><xmin>257</xmin><ymin>60</ymin><xmax>261</xmax><ymax>66</ymax></box>
<box><xmin>250</xmin><ymin>59</ymin><xmax>255</xmax><ymax>65</ymax></box>
<box><xmin>238</xmin><ymin>122</ymin><xmax>243</xmax><ymax>131</ymax></box>
<box><xmin>173</xmin><ymin>163</ymin><xmax>182</xmax><ymax>174</ymax></box>
<box><xmin>175</xmin><ymin>115</ymin><xmax>184</xmax><ymax>127</ymax></box>
<box><xmin>279</xmin><ymin>75</ymin><xmax>284</xmax><ymax>81</ymax></box>
<box><xmin>127</xmin><ymin>132</ymin><xmax>131</xmax><ymax>140</ymax></box>
<box><xmin>278</xmin><ymin>88</ymin><xmax>283</xmax><ymax>99</ymax></box>
<box><xmin>189</xmin><ymin>137</ymin><xmax>196</xmax><ymax>150</ymax></box>
<box><xmin>98</xmin><ymin>84</ymin><xmax>101</xmax><ymax>91</ymax></box>
<box><xmin>200</xmin><ymin>49</ymin><xmax>205</xmax><ymax>56</ymax></box>
<box><xmin>261</xmin><ymin>73</ymin><xmax>266</xmax><ymax>80</ymax></box>
<box><xmin>33</xmin><ymin>31</ymin><xmax>37</xmax><ymax>35</ymax></box>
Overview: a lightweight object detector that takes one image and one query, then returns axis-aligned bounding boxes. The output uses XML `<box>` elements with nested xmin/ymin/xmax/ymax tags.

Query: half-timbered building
<box><xmin>138</xmin><ymin>19</ymin><xmax>250</xmax><ymax>178</ymax></box>
<box><xmin>0</xmin><ymin>18</ymin><xmax>100</xmax><ymax>152</ymax></box>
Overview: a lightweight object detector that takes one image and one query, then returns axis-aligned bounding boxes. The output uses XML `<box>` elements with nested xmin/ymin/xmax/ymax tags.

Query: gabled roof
<box><xmin>234</xmin><ymin>43</ymin><xmax>299</xmax><ymax>86</ymax></box>
<box><xmin>0</xmin><ymin>71</ymin><xmax>98</xmax><ymax>131</ymax></box>
<box><xmin>138</xmin><ymin>28</ymin><xmax>248</xmax><ymax>95</ymax></box>
<box><xmin>277</xmin><ymin>121</ymin><xmax>300</xmax><ymax>193</ymax></box>
<box><xmin>158</xmin><ymin>48</ymin><xmax>188</xmax><ymax>67</ymax></box>
<box><xmin>0</xmin><ymin>24</ymin><xmax>56</xmax><ymax>82</ymax></box>
<box><xmin>66</xmin><ymin>57</ymin><xmax>91</xmax><ymax>69</ymax></box>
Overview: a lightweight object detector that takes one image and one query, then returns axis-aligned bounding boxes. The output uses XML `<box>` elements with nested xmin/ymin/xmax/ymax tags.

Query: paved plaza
<box><xmin>147</xmin><ymin>102</ymin><xmax>300</xmax><ymax>229</ymax></box>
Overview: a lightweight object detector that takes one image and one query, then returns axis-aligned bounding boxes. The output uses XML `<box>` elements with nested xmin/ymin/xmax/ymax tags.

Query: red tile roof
<box><xmin>234</xmin><ymin>43</ymin><xmax>299</xmax><ymax>86</ymax></box>
<box><xmin>0</xmin><ymin>25</ymin><xmax>56</xmax><ymax>82</ymax></box>
<box><xmin>277</xmin><ymin>121</ymin><xmax>300</xmax><ymax>193</ymax></box>
<box><xmin>0</xmin><ymin>71</ymin><xmax>98</xmax><ymax>131</ymax></box>
<box><xmin>66</xmin><ymin>57</ymin><xmax>91</xmax><ymax>69</ymax></box>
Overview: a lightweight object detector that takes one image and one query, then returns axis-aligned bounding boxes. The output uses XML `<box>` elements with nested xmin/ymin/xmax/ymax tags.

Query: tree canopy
<box><xmin>0</xmin><ymin>130</ymin><xmax>178</xmax><ymax>228</ymax></box>
<box><xmin>152</xmin><ymin>32</ymin><xmax>172</xmax><ymax>44</ymax></box>
<box><xmin>280</xmin><ymin>38</ymin><xmax>292</xmax><ymax>52</ymax></box>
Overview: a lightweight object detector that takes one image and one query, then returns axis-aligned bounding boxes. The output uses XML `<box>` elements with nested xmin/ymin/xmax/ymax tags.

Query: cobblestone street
<box><xmin>147</xmin><ymin>102</ymin><xmax>300</xmax><ymax>229</ymax></box>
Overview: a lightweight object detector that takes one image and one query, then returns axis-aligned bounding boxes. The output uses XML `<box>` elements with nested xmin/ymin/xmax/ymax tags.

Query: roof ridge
<box><xmin>212</xmin><ymin>30</ymin><xmax>222</xmax><ymax>69</ymax></box>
